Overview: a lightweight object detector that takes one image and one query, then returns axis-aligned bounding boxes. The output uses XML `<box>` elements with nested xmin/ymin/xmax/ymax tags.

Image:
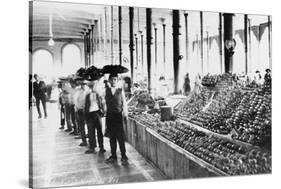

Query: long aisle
<box><xmin>30</xmin><ymin>102</ymin><xmax>166</xmax><ymax>188</ymax></box>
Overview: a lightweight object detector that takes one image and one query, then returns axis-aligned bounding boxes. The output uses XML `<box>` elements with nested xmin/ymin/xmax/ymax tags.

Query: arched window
<box><xmin>62</xmin><ymin>43</ymin><xmax>82</xmax><ymax>76</ymax></box>
<box><xmin>32</xmin><ymin>49</ymin><xmax>54</xmax><ymax>83</ymax></box>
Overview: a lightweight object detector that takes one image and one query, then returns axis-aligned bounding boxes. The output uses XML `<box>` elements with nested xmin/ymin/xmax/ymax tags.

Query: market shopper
<box><xmin>84</xmin><ymin>80</ymin><xmax>106</xmax><ymax>154</ymax></box>
<box><xmin>264</xmin><ymin>69</ymin><xmax>271</xmax><ymax>84</ymax></box>
<box><xmin>254</xmin><ymin>70</ymin><xmax>263</xmax><ymax>86</ymax></box>
<box><xmin>183</xmin><ymin>73</ymin><xmax>191</xmax><ymax>96</ymax></box>
<box><xmin>105</xmin><ymin>73</ymin><xmax>128</xmax><ymax>164</ymax></box>
<box><xmin>33</xmin><ymin>74</ymin><xmax>48</xmax><ymax>119</ymax></box>
<box><xmin>194</xmin><ymin>73</ymin><xmax>202</xmax><ymax>95</ymax></box>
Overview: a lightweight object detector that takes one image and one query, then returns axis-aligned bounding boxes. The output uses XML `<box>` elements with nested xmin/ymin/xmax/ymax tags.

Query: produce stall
<box><xmin>125</xmin><ymin>73</ymin><xmax>271</xmax><ymax>178</ymax></box>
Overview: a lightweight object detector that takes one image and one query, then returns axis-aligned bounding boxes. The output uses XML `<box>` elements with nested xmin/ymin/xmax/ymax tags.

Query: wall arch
<box><xmin>61</xmin><ymin>43</ymin><xmax>82</xmax><ymax>76</ymax></box>
<box><xmin>61</xmin><ymin>42</ymin><xmax>82</xmax><ymax>65</ymax></box>
<box><xmin>32</xmin><ymin>49</ymin><xmax>55</xmax><ymax>83</ymax></box>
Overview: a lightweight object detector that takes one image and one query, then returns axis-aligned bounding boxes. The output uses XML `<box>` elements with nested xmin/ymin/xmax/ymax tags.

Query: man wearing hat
<box><xmin>84</xmin><ymin>80</ymin><xmax>106</xmax><ymax>153</ymax></box>
<box><xmin>74</xmin><ymin>79</ymin><xmax>89</xmax><ymax>146</ymax></box>
<box><xmin>105</xmin><ymin>73</ymin><xmax>128</xmax><ymax>163</ymax></box>
<box><xmin>33</xmin><ymin>74</ymin><xmax>48</xmax><ymax>119</ymax></box>
<box><xmin>264</xmin><ymin>69</ymin><xmax>271</xmax><ymax>83</ymax></box>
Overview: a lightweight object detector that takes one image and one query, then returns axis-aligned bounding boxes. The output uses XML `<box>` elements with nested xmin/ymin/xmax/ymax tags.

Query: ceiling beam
<box><xmin>31</xmin><ymin>30</ymin><xmax>84</xmax><ymax>36</ymax></box>
<box><xmin>32</xmin><ymin>10</ymin><xmax>100</xmax><ymax>21</ymax></box>
<box><xmin>31</xmin><ymin>35</ymin><xmax>83</xmax><ymax>39</ymax></box>
<box><xmin>32</xmin><ymin>26</ymin><xmax>86</xmax><ymax>33</ymax></box>
<box><xmin>31</xmin><ymin>16</ymin><xmax>93</xmax><ymax>25</ymax></box>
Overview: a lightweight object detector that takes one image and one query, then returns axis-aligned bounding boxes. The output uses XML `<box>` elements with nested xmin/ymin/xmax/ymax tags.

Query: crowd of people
<box><xmin>31</xmin><ymin>72</ymin><xmax>129</xmax><ymax>164</ymax></box>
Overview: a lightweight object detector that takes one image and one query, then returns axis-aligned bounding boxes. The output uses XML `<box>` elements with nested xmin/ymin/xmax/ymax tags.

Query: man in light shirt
<box><xmin>84</xmin><ymin>80</ymin><xmax>106</xmax><ymax>154</ymax></box>
<box><xmin>105</xmin><ymin>73</ymin><xmax>128</xmax><ymax>164</ymax></box>
<box><xmin>74</xmin><ymin>80</ymin><xmax>89</xmax><ymax>146</ymax></box>
<box><xmin>68</xmin><ymin>79</ymin><xmax>78</xmax><ymax>136</ymax></box>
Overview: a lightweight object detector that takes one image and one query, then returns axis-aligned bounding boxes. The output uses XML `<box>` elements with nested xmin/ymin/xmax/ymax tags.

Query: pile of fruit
<box><xmin>156</xmin><ymin>121</ymin><xmax>271</xmax><ymax>175</ymax></box>
<box><xmin>202</xmin><ymin>74</ymin><xmax>218</xmax><ymax>87</ymax></box>
<box><xmin>128</xmin><ymin>90</ymin><xmax>155</xmax><ymax>112</ymax></box>
<box><xmin>190</xmin><ymin>89</ymin><xmax>243</xmax><ymax>134</ymax></box>
<box><xmin>174</xmin><ymin>88</ymin><xmax>214</xmax><ymax>121</ymax></box>
<box><xmin>216</xmin><ymin>73</ymin><xmax>235</xmax><ymax>88</ymax></box>
<box><xmin>226</xmin><ymin>87</ymin><xmax>272</xmax><ymax>146</ymax></box>
<box><xmin>129</xmin><ymin>112</ymin><xmax>160</xmax><ymax>129</ymax></box>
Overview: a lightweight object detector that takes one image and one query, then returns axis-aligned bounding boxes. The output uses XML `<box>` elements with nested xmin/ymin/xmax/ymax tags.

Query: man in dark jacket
<box><xmin>33</xmin><ymin>74</ymin><xmax>47</xmax><ymax>119</ymax></box>
<box><xmin>105</xmin><ymin>73</ymin><xmax>128</xmax><ymax>164</ymax></box>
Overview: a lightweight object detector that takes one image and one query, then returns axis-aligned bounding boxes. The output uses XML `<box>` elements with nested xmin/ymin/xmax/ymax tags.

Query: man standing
<box><xmin>58</xmin><ymin>80</ymin><xmax>66</xmax><ymax>130</ymax></box>
<box><xmin>84</xmin><ymin>81</ymin><xmax>106</xmax><ymax>154</ymax></box>
<box><xmin>105</xmin><ymin>73</ymin><xmax>128</xmax><ymax>164</ymax></box>
<box><xmin>74</xmin><ymin>80</ymin><xmax>88</xmax><ymax>147</ymax></box>
<box><xmin>33</xmin><ymin>74</ymin><xmax>47</xmax><ymax>119</ymax></box>
<box><xmin>68</xmin><ymin>79</ymin><xmax>78</xmax><ymax>136</ymax></box>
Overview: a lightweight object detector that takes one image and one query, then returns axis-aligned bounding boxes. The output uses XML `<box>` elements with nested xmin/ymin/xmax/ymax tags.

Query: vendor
<box><xmin>105</xmin><ymin>73</ymin><xmax>128</xmax><ymax>164</ymax></box>
<box><xmin>254</xmin><ymin>70</ymin><xmax>263</xmax><ymax>86</ymax></box>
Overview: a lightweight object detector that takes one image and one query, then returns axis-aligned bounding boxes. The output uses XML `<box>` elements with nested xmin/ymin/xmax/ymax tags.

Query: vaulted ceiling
<box><xmin>29</xmin><ymin>1</ymin><xmax>175</xmax><ymax>42</ymax></box>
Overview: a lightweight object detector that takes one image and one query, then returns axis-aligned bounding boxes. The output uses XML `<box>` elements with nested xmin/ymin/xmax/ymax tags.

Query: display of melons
<box><xmin>190</xmin><ymin>89</ymin><xmax>243</xmax><ymax>134</ymax></box>
<box><xmin>174</xmin><ymin>88</ymin><xmax>214</xmax><ymax>121</ymax></box>
<box><xmin>226</xmin><ymin>87</ymin><xmax>271</xmax><ymax>146</ymax></box>
<box><xmin>155</xmin><ymin>121</ymin><xmax>271</xmax><ymax>175</ymax></box>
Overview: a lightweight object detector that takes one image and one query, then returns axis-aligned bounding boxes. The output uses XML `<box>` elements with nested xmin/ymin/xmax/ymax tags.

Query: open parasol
<box><xmin>84</xmin><ymin>65</ymin><xmax>104</xmax><ymax>81</ymax></box>
<box><xmin>102</xmin><ymin>65</ymin><xmax>129</xmax><ymax>74</ymax></box>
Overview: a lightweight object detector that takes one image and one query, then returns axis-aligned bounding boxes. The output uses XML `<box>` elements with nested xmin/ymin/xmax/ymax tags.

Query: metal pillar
<box><xmin>206</xmin><ymin>31</ymin><xmax>209</xmax><ymax>70</ymax></box>
<box><xmin>118</xmin><ymin>6</ymin><xmax>122</xmax><ymax>65</ymax></box>
<box><xmin>104</xmin><ymin>7</ymin><xmax>108</xmax><ymax>62</ymax></box>
<box><xmin>91</xmin><ymin>25</ymin><xmax>95</xmax><ymax>65</ymax></box>
<box><xmin>94</xmin><ymin>20</ymin><xmax>99</xmax><ymax>52</ymax></box>
<box><xmin>248</xmin><ymin>18</ymin><xmax>252</xmax><ymax>74</ymax></box>
<box><xmin>268</xmin><ymin>16</ymin><xmax>272</xmax><ymax>69</ymax></box>
<box><xmin>129</xmin><ymin>7</ymin><xmax>134</xmax><ymax>83</ymax></box>
<box><xmin>135</xmin><ymin>34</ymin><xmax>138</xmax><ymax>68</ymax></box>
<box><xmin>162</xmin><ymin>21</ymin><xmax>166</xmax><ymax>75</ymax></box>
<box><xmin>140</xmin><ymin>31</ymin><xmax>144</xmax><ymax>74</ymax></box>
<box><xmin>244</xmin><ymin>14</ymin><xmax>248</xmax><ymax>74</ymax></box>
<box><xmin>223</xmin><ymin>13</ymin><xmax>234</xmax><ymax>73</ymax></box>
<box><xmin>200</xmin><ymin>11</ymin><xmax>204</xmax><ymax>74</ymax></box>
<box><xmin>219</xmin><ymin>13</ymin><xmax>223</xmax><ymax>73</ymax></box>
<box><xmin>110</xmin><ymin>6</ymin><xmax>114</xmax><ymax>65</ymax></box>
<box><xmin>184</xmin><ymin>13</ymin><xmax>189</xmax><ymax>69</ymax></box>
<box><xmin>153</xmin><ymin>23</ymin><xmax>158</xmax><ymax>74</ymax></box>
<box><xmin>146</xmin><ymin>8</ymin><xmax>152</xmax><ymax>94</ymax></box>
<box><xmin>84</xmin><ymin>34</ymin><xmax>87</xmax><ymax>67</ymax></box>
<box><xmin>172</xmin><ymin>10</ymin><xmax>180</xmax><ymax>94</ymax></box>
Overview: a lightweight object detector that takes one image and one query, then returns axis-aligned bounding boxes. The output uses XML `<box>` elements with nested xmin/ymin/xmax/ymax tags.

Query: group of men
<box><xmin>58</xmin><ymin>73</ymin><xmax>129</xmax><ymax>164</ymax></box>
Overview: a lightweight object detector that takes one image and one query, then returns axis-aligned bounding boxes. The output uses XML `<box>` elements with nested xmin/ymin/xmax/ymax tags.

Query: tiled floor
<box><xmin>30</xmin><ymin>103</ymin><xmax>166</xmax><ymax>188</ymax></box>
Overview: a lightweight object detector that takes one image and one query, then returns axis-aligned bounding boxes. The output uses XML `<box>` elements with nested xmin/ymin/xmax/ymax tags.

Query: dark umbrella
<box><xmin>102</xmin><ymin>65</ymin><xmax>129</xmax><ymax>74</ymax></box>
<box><xmin>76</xmin><ymin>67</ymin><xmax>87</xmax><ymax>78</ymax></box>
<box><xmin>58</xmin><ymin>76</ymin><xmax>69</xmax><ymax>81</ymax></box>
<box><xmin>84</xmin><ymin>65</ymin><xmax>104</xmax><ymax>81</ymax></box>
